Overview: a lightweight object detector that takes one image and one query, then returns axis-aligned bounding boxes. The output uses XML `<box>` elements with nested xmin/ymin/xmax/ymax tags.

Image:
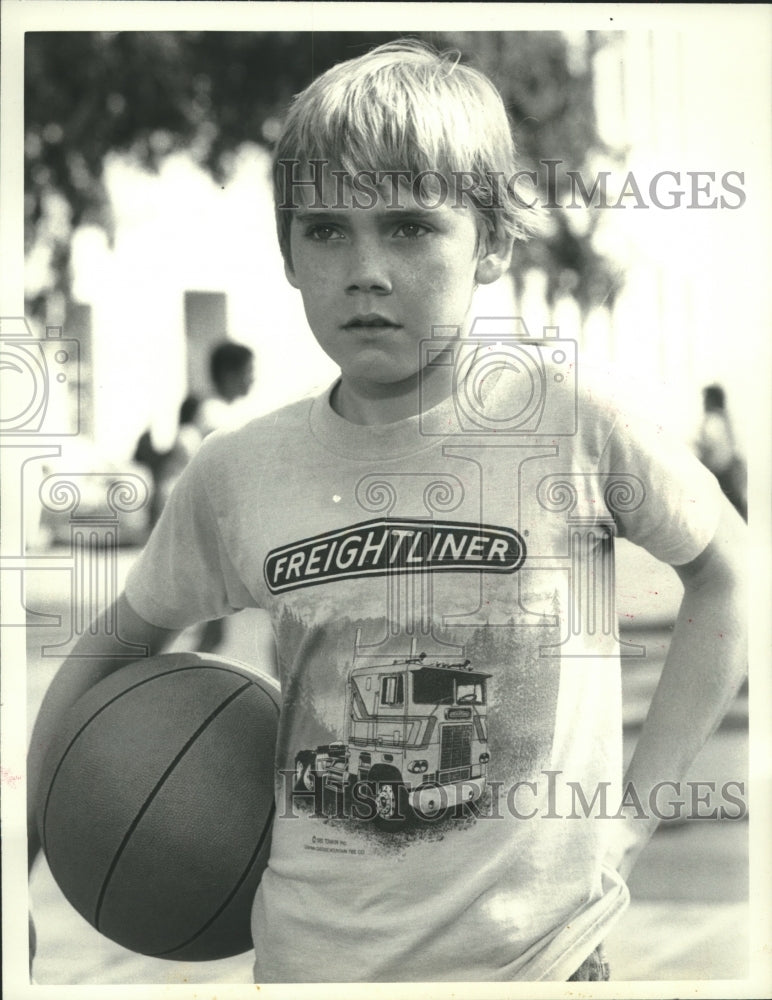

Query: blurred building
<box><xmin>65</xmin><ymin>144</ymin><xmax>338</xmax><ymax>459</ymax></box>
<box><xmin>590</xmin><ymin>28</ymin><xmax>764</xmax><ymax>448</ymax></box>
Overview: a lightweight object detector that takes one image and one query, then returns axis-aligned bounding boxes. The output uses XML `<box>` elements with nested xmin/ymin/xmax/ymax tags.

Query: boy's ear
<box><xmin>474</xmin><ymin>234</ymin><xmax>514</xmax><ymax>286</ymax></box>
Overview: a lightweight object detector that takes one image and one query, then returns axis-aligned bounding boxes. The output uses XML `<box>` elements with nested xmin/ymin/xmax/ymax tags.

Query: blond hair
<box><xmin>273</xmin><ymin>39</ymin><xmax>529</xmax><ymax>264</ymax></box>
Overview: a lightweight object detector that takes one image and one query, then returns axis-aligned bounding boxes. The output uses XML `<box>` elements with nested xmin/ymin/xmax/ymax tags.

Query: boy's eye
<box><xmin>394</xmin><ymin>222</ymin><xmax>430</xmax><ymax>239</ymax></box>
<box><xmin>307</xmin><ymin>225</ymin><xmax>343</xmax><ymax>242</ymax></box>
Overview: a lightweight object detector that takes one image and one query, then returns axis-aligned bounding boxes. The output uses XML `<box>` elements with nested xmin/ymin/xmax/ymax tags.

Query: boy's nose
<box><xmin>345</xmin><ymin>245</ymin><xmax>392</xmax><ymax>295</ymax></box>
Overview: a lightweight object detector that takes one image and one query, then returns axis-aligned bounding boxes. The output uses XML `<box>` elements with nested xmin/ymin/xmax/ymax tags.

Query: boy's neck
<box><xmin>332</xmin><ymin>355</ymin><xmax>455</xmax><ymax>426</ymax></box>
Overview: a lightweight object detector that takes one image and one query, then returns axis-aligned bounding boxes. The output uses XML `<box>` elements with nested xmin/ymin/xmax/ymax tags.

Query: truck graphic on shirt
<box><xmin>294</xmin><ymin>653</ymin><xmax>491</xmax><ymax>825</ymax></box>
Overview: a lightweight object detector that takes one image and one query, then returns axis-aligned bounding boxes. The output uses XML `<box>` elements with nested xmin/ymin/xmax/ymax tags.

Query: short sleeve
<box><xmin>124</xmin><ymin>440</ymin><xmax>255</xmax><ymax>629</ymax></box>
<box><xmin>599</xmin><ymin>405</ymin><xmax>723</xmax><ymax>566</ymax></box>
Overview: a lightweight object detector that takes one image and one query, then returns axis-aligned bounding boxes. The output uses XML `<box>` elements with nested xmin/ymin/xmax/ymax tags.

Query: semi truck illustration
<box><xmin>294</xmin><ymin>653</ymin><xmax>491</xmax><ymax>825</ymax></box>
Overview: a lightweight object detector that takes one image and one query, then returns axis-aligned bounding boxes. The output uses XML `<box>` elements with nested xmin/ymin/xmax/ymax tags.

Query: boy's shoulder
<box><xmin>179</xmin><ymin>385</ymin><xmax>331</xmax><ymax>497</ymax></box>
<box><xmin>473</xmin><ymin>347</ymin><xmax>624</xmax><ymax>451</ymax></box>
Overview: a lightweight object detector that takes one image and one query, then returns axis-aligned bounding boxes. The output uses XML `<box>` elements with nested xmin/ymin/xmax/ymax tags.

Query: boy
<box><xmin>28</xmin><ymin>40</ymin><xmax>746</xmax><ymax>983</ymax></box>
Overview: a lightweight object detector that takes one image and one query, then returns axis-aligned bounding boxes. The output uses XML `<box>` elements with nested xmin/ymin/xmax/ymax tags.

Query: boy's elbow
<box><xmin>115</xmin><ymin>592</ymin><xmax>180</xmax><ymax>656</ymax></box>
<box><xmin>674</xmin><ymin>497</ymin><xmax>747</xmax><ymax>597</ymax></box>
<box><xmin>64</xmin><ymin>592</ymin><xmax>179</xmax><ymax>662</ymax></box>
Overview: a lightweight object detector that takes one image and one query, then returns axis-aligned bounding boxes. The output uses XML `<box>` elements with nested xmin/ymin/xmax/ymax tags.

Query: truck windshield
<box><xmin>455</xmin><ymin>681</ymin><xmax>485</xmax><ymax>705</ymax></box>
<box><xmin>412</xmin><ymin>670</ymin><xmax>486</xmax><ymax>706</ymax></box>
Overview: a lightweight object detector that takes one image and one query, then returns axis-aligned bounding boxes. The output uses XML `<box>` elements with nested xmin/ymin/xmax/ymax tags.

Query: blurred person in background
<box><xmin>135</xmin><ymin>344</ymin><xmax>256</xmax><ymax>645</ymax></box>
<box><xmin>195</xmin><ymin>342</ymin><xmax>256</xmax><ymax>652</ymax></box>
<box><xmin>133</xmin><ymin>395</ymin><xmax>204</xmax><ymax>529</ymax></box>
<box><xmin>155</xmin><ymin>395</ymin><xmax>204</xmax><ymax>513</ymax></box>
<box><xmin>197</xmin><ymin>341</ymin><xmax>256</xmax><ymax>436</ymax></box>
<box><xmin>132</xmin><ymin>426</ymin><xmax>172</xmax><ymax>530</ymax></box>
<box><xmin>696</xmin><ymin>384</ymin><xmax>747</xmax><ymax>521</ymax></box>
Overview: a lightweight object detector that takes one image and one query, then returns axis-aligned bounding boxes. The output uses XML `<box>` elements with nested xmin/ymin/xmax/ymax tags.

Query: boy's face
<box><xmin>284</xmin><ymin>177</ymin><xmax>509</xmax><ymax>392</ymax></box>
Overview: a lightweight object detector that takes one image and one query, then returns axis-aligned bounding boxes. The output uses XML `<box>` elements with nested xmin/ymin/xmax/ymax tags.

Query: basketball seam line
<box><xmin>152</xmin><ymin>800</ymin><xmax>276</xmax><ymax>958</ymax></box>
<box><xmin>93</xmin><ymin>680</ymin><xmax>254</xmax><ymax>930</ymax></box>
<box><xmin>40</xmin><ymin>664</ymin><xmax>278</xmax><ymax>858</ymax></box>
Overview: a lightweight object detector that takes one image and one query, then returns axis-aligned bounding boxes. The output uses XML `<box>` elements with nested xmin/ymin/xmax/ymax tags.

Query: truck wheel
<box><xmin>369</xmin><ymin>780</ymin><xmax>410</xmax><ymax>829</ymax></box>
<box><xmin>295</xmin><ymin>759</ymin><xmax>315</xmax><ymax>793</ymax></box>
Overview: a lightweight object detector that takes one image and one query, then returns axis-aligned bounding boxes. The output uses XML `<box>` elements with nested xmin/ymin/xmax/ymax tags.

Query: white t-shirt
<box><xmin>197</xmin><ymin>395</ymin><xmax>256</xmax><ymax>437</ymax></box>
<box><xmin>126</xmin><ymin>358</ymin><xmax>721</xmax><ymax>982</ymax></box>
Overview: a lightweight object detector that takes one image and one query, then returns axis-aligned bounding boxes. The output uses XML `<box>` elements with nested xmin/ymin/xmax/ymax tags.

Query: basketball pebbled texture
<box><xmin>36</xmin><ymin>652</ymin><xmax>281</xmax><ymax>961</ymax></box>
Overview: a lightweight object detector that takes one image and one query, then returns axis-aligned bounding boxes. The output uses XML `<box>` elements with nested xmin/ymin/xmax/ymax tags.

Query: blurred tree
<box><xmin>441</xmin><ymin>30</ymin><xmax>625</xmax><ymax>313</ymax></box>
<box><xmin>24</xmin><ymin>30</ymin><xmax>623</xmax><ymax>320</ymax></box>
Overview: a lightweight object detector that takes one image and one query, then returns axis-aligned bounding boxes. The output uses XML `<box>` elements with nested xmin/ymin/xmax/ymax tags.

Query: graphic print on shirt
<box><xmin>266</xmin><ymin>475</ymin><xmax>562</xmax><ymax>839</ymax></box>
<box><xmin>291</xmin><ymin>652</ymin><xmax>493</xmax><ymax>829</ymax></box>
<box><xmin>275</xmin><ymin>605</ymin><xmax>563</xmax><ymax>841</ymax></box>
<box><xmin>264</xmin><ymin>445</ymin><xmax>633</xmax><ymax>844</ymax></box>
<box><xmin>263</xmin><ymin>518</ymin><xmax>526</xmax><ymax>594</ymax></box>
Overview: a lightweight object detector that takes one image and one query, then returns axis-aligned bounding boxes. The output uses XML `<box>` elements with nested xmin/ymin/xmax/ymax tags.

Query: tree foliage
<box><xmin>25</xmin><ymin>30</ymin><xmax>623</xmax><ymax>318</ymax></box>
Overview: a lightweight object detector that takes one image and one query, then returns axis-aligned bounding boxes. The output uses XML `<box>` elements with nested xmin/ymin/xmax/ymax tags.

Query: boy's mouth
<box><xmin>342</xmin><ymin>314</ymin><xmax>402</xmax><ymax>330</ymax></box>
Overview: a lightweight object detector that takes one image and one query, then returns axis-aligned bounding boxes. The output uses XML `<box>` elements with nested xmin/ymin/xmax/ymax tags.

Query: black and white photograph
<box><xmin>1</xmin><ymin>3</ymin><xmax>770</xmax><ymax>998</ymax></box>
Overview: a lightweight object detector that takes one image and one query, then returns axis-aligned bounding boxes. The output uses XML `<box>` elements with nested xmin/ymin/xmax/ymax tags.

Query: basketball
<box><xmin>35</xmin><ymin>652</ymin><xmax>281</xmax><ymax>962</ymax></box>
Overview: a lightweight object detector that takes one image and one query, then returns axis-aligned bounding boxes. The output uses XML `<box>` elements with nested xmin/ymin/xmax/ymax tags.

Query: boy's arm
<box><xmin>27</xmin><ymin>592</ymin><xmax>180</xmax><ymax>870</ymax></box>
<box><xmin>609</xmin><ymin>496</ymin><xmax>748</xmax><ymax>879</ymax></box>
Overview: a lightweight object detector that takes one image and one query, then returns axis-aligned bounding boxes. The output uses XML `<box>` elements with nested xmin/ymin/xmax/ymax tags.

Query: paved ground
<box><xmin>23</xmin><ymin>539</ymin><xmax>758</xmax><ymax>988</ymax></box>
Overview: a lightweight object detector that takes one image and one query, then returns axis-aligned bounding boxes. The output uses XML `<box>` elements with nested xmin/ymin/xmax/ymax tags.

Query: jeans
<box><xmin>568</xmin><ymin>943</ymin><xmax>610</xmax><ymax>981</ymax></box>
